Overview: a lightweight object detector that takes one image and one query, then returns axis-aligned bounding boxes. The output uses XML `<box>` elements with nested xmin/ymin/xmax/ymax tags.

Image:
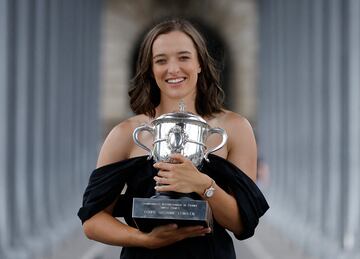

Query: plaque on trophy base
<box><xmin>132</xmin><ymin>197</ymin><xmax>212</xmax><ymax>233</ymax></box>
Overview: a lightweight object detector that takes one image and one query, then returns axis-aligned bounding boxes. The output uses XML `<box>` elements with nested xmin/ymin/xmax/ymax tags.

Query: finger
<box><xmin>169</xmin><ymin>153</ymin><xmax>187</xmax><ymax>163</ymax></box>
<box><xmin>153</xmin><ymin>162</ymin><xmax>175</xmax><ymax>171</ymax></box>
<box><xmin>154</xmin><ymin>176</ymin><xmax>173</xmax><ymax>185</ymax></box>
<box><xmin>154</xmin><ymin>184</ymin><xmax>175</xmax><ymax>192</ymax></box>
<box><xmin>179</xmin><ymin>225</ymin><xmax>206</xmax><ymax>232</ymax></box>
<box><xmin>151</xmin><ymin>224</ymin><xmax>178</xmax><ymax>232</ymax></box>
<box><xmin>160</xmin><ymin>224</ymin><xmax>178</xmax><ymax>230</ymax></box>
<box><xmin>189</xmin><ymin>227</ymin><xmax>212</xmax><ymax>236</ymax></box>
<box><xmin>157</xmin><ymin>170</ymin><xmax>173</xmax><ymax>178</ymax></box>
<box><xmin>177</xmin><ymin>226</ymin><xmax>211</xmax><ymax>237</ymax></box>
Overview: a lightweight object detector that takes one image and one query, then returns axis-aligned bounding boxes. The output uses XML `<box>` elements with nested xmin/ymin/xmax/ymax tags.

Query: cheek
<box><xmin>190</xmin><ymin>66</ymin><xmax>199</xmax><ymax>80</ymax></box>
<box><xmin>152</xmin><ymin>66</ymin><xmax>164</xmax><ymax>79</ymax></box>
<box><xmin>152</xmin><ymin>69</ymin><xmax>165</xmax><ymax>87</ymax></box>
<box><xmin>151</xmin><ymin>69</ymin><xmax>160</xmax><ymax>82</ymax></box>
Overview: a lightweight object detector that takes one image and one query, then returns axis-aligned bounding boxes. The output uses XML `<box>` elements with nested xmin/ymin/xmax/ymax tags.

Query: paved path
<box><xmin>47</xmin><ymin>218</ymin><xmax>316</xmax><ymax>259</ymax></box>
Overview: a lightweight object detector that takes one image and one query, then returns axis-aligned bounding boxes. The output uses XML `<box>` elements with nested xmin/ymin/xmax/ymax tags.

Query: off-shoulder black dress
<box><xmin>78</xmin><ymin>154</ymin><xmax>269</xmax><ymax>259</ymax></box>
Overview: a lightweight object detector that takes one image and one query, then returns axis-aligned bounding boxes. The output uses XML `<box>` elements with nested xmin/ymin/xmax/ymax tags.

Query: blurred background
<box><xmin>0</xmin><ymin>0</ymin><xmax>359</xmax><ymax>258</ymax></box>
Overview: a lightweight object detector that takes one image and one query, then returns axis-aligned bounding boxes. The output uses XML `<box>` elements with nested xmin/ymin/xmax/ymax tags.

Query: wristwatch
<box><xmin>203</xmin><ymin>179</ymin><xmax>215</xmax><ymax>198</ymax></box>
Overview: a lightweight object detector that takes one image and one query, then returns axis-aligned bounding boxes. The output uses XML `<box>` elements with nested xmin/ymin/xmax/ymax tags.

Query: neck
<box><xmin>155</xmin><ymin>96</ymin><xmax>197</xmax><ymax>117</ymax></box>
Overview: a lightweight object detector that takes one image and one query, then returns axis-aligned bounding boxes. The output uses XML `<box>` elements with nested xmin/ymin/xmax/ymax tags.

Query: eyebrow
<box><xmin>153</xmin><ymin>50</ymin><xmax>192</xmax><ymax>59</ymax></box>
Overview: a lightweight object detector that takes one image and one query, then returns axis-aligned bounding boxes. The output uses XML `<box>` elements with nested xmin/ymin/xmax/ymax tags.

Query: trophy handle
<box><xmin>204</xmin><ymin>127</ymin><xmax>228</xmax><ymax>162</ymax></box>
<box><xmin>133</xmin><ymin>124</ymin><xmax>154</xmax><ymax>159</ymax></box>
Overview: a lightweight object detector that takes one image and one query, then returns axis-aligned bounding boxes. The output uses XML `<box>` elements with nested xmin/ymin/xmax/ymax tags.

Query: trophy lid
<box><xmin>153</xmin><ymin>100</ymin><xmax>208</xmax><ymax>125</ymax></box>
<box><xmin>155</xmin><ymin>111</ymin><xmax>207</xmax><ymax>124</ymax></box>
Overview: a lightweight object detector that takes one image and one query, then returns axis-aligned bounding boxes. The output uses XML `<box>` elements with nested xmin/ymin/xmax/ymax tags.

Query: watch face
<box><xmin>206</xmin><ymin>188</ymin><xmax>215</xmax><ymax>197</ymax></box>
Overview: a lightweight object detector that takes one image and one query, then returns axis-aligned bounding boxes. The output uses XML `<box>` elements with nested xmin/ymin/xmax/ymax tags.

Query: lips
<box><xmin>165</xmin><ymin>77</ymin><xmax>186</xmax><ymax>84</ymax></box>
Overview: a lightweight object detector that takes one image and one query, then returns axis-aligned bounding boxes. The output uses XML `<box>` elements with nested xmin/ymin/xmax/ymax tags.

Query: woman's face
<box><xmin>151</xmin><ymin>30</ymin><xmax>201</xmax><ymax>102</ymax></box>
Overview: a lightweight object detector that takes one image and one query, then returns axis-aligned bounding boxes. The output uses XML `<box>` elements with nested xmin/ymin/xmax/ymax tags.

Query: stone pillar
<box><xmin>307</xmin><ymin>0</ymin><xmax>325</xmax><ymax>251</ymax></box>
<box><xmin>322</xmin><ymin>0</ymin><xmax>343</xmax><ymax>255</ymax></box>
<box><xmin>341</xmin><ymin>0</ymin><xmax>360</xmax><ymax>254</ymax></box>
<box><xmin>46</xmin><ymin>0</ymin><xmax>61</xmax><ymax>231</ymax></box>
<box><xmin>0</xmin><ymin>0</ymin><xmax>10</xmax><ymax>257</ymax></box>
<box><xmin>12</xmin><ymin>1</ymin><xmax>34</xmax><ymax>257</ymax></box>
<box><xmin>28</xmin><ymin>0</ymin><xmax>49</xmax><ymax>255</ymax></box>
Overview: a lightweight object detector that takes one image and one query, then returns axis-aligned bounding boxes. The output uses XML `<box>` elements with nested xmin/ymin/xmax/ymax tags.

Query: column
<box><xmin>295</xmin><ymin>0</ymin><xmax>312</xmax><ymax>234</ymax></box>
<box><xmin>0</xmin><ymin>0</ymin><xmax>10</xmax><ymax>257</ymax></box>
<box><xmin>307</xmin><ymin>0</ymin><xmax>325</xmax><ymax>241</ymax></box>
<box><xmin>342</xmin><ymin>0</ymin><xmax>360</xmax><ymax>253</ymax></box>
<box><xmin>323</xmin><ymin>0</ymin><xmax>343</xmax><ymax>254</ymax></box>
<box><xmin>46</xmin><ymin>0</ymin><xmax>61</xmax><ymax>230</ymax></box>
<box><xmin>29</xmin><ymin>0</ymin><xmax>50</xmax><ymax>254</ymax></box>
<box><xmin>12</xmin><ymin>1</ymin><xmax>34</xmax><ymax>257</ymax></box>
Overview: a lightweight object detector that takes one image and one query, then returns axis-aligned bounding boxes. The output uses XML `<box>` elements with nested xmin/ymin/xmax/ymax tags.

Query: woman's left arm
<box><xmin>203</xmin><ymin>115</ymin><xmax>257</xmax><ymax>234</ymax></box>
<box><xmin>226</xmin><ymin>114</ymin><xmax>257</xmax><ymax>182</ymax></box>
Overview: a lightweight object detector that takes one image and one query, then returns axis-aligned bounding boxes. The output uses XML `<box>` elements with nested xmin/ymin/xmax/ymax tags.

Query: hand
<box><xmin>144</xmin><ymin>224</ymin><xmax>211</xmax><ymax>249</ymax></box>
<box><xmin>153</xmin><ymin>154</ymin><xmax>211</xmax><ymax>195</ymax></box>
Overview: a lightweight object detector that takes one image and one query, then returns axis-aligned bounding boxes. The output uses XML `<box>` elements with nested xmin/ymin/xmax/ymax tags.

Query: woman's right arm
<box><xmin>82</xmin><ymin>121</ymin><xmax>146</xmax><ymax>246</ymax></box>
<box><xmin>83</xmin><ymin>206</ymin><xmax>210</xmax><ymax>248</ymax></box>
<box><xmin>82</xmin><ymin>201</ymin><xmax>148</xmax><ymax>246</ymax></box>
<box><xmin>82</xmin><ymin>120</ymin><xmax>210</xmax><ymax>248</ymax></box>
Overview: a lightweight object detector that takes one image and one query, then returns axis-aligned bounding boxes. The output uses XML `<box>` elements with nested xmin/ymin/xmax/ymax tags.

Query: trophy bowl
<box><xmin>132</xmin><ymin>109</ymin><xmax>227</xmax><ymax>232</ymax></box>
<box><xmin>133</xmin><ymin>111</ymin><xmax>227</xmax><ymax>166</ymax></box>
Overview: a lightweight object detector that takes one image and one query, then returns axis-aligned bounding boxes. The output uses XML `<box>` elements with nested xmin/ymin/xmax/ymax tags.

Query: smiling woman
<box><xmin>78</xmin><ymin>18</ymin><xmax>269</xmax><ymax>259</ymax></box>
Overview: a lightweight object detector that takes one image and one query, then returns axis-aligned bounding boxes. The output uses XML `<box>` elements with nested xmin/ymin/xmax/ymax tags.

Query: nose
<box><xmin>167</xmin><ymin>60</ymin><xmax>180</xmax><ymax>74</ymax></box>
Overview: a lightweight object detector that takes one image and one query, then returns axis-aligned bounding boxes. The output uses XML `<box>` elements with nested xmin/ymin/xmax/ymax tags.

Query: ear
<box><xmin>198</xmin><ymin>66</ymin><xmax>201</xmax><ymax>73</ymax></box>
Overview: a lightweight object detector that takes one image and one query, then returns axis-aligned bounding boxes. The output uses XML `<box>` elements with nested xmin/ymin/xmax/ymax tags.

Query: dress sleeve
<box><xmin>77</xmin><ymin>157</ymin><xmax>146</xmax><ymax>224</ymax></box>
<box><xmin>201</xmin><ymin>155</ymin><xmax>270</xmax><ymax>240</ymax></box>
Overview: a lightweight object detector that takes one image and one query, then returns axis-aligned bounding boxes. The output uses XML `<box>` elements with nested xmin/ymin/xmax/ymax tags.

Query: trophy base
<box><xmin>132</xmin><ymin>197</ymin><xmax>213</xmax><ymax>233</ymax></box>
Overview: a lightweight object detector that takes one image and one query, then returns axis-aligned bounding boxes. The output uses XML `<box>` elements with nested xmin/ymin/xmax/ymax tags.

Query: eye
<box><xmin>179</xmin><ymin>56</ymin><xmax>190</xmax><ymax>61</ymax></box>
<box><xmin>154</xmin><ymin>59</ymin><xmax>166</xmax><ymax>65</ymax></box>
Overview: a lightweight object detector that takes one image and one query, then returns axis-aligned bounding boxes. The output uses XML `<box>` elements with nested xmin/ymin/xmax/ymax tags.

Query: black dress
<box><xmin>77</xmin><ymin>154</ymin><xmax>269</xmax><ymax>259</ymax></box>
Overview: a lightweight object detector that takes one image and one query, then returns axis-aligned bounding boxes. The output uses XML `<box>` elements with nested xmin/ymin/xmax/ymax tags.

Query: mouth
<box><xmin>165</xmin><ymin>77</ymin><xmax>186</xmax><ymax>84</ymax></box>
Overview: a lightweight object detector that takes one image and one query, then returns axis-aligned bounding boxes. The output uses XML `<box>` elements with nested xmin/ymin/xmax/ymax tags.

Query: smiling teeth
<box><xmin>166</xmin><ymin>78</ymin><xmax>185</xmax><ymax>84</ymax></box>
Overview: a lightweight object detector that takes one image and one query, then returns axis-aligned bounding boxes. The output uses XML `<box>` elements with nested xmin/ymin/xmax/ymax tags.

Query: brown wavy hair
<box><xmin>129</xmin><ymin>18</ymin><xmax>225</xmax><ymax>118</ymax></box>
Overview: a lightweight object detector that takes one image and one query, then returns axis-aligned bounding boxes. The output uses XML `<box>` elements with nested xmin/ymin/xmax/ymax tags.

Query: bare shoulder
<box><xmin>213</xmin><ymin>110</ymin><xmax>257</xmax><ymax>181</ymax></box>
<box><xmin>96</xmin><ymin>114</ymin><xmax>150</xmax><ymax>168</ymax></box>
<box><xmin>110</xmin><ymin>114</ymin><xmax>150</xmax><ymax>135</ymax></box>
<box><xmin>214</xmin><ymin>110</ymin><xmax>254</xmax><ymax>134</ymax></box>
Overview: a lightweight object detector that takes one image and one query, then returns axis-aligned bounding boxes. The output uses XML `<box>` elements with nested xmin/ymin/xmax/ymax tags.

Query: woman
<box><xmin>78</xmin><ymin>19</ymin><xmax>268</xmax><ymax>259</ymax></box>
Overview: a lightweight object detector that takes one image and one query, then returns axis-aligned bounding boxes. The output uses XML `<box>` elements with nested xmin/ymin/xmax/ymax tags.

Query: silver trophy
<box><xmin>133</xmin><ymin>101</ymin><xmax>227</xmax><ymax>166</ymax></box>
<box><xmin>132</xmin><ymin>101</ymin><xmax>228</xmax><ymax>232</ymax></box>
